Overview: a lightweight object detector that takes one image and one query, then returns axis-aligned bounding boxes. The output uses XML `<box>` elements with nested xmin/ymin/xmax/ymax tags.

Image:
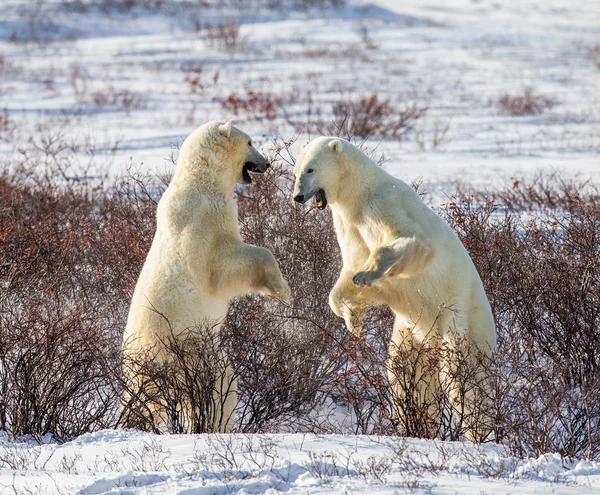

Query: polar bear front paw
<box><xmin>276</xmin><ymin>281</ymin><xmax>292</xmax><ymax>302</ymax></box>
<box><xmin>352</xmin><ymin>270</ymin><xmax>383</xmax><ymax>287</ymax></box>
<box><xmin>268</xmin><ymin>278</ymin><xmax>291</xmax><ymax>302</ymax></box>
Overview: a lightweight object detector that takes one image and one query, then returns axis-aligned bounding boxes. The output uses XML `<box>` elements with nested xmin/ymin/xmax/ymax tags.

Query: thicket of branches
<box><xmin>1</xmin><ymin>133</ymin><xmax>599</xmax><ymax>460</ymax></box>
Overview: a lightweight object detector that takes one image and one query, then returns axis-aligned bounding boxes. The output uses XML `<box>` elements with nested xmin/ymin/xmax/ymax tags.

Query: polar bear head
<box><xmin>176</xmin><ymin>121</ymin><xmax>270</xmax><ymax>188</ymax></box>
<box><xmin>292</xmin><ymin>136</ymin><xmax>351</xmax><ymax>209</ymax></box>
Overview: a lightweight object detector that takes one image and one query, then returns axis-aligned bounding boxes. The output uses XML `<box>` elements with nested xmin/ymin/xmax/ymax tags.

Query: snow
<box><xmin>1</xmin><ymin>0</ymin><xmax>598</xmax><ymax>193</ymax></box>
<box><xmin>2</xmin><ymin>430</ymin><xmax>600</xmax><ymax>494</ymax></box>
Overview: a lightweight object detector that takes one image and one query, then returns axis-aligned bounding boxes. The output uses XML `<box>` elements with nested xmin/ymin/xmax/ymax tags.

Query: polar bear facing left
<box><xmin>123</xmin><ymin>121</ymin><xmax>290</xmax><ymax>432</ymax></box>
<box><xmin>293</xmin><ymin>137</ymin><xmax>496</xmax><ymax>441</ymax></box>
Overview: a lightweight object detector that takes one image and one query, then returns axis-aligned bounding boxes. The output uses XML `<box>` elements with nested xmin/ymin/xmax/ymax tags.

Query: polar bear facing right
<box><xmin>123</xmin><ymin>122</ymin><xmax>290</xmax><ymax>432</ymax></box>
<box><xmin>293</xmin><ymin>137</ymin><xmax>497</xmax><ymax>440</ymax></box>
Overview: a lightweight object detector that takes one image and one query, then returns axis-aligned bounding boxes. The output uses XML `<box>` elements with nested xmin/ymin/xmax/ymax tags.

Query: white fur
<box><xmin>293</xmin><ymin>137</ymin><xmax>497</xmax><ymax>439</ymax></box>
<box><xmin>123</xmin><ymin>122</ymin><xmax>290</xmax><ymax>432</ymax></box>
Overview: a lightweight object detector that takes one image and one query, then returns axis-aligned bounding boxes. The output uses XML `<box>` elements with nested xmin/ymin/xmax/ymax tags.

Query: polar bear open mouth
<box><xmin>312</xmin><ymin>188</ymin><xmax>328</xmax><ymax>209</ymax></box>
<box><xmin>242</xmin><ymin>162</ymin><xmax>266</xmax><ymax>184</ymax></box>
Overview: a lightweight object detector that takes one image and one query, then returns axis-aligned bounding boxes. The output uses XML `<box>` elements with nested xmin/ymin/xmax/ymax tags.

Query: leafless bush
<box><xmin>0</xmin><ymin>108</ymin><xmax>16</xmax><ymax>142</ymax></box>
<box><xmin>283</xmin><ymin>91</ymin><xmax>325</xmax><ymax>135</ymax></box>
<box><xmin>218</xmin><ymin>90</ymin><xmax>283</xmax><ymax>121</ymax></box>
<box><xmin>328</xmin><ymin>94</ymin><xmax>426</xmax><ymax>140</ymax></box>
<box><xmin>183</xmin><ymin>64</ymin><xmax>220</xmax><ymax>95</ymax></box>
<box><xmin>90</xmin><ymin>85</ymin><xmax>148</xmax><ymax>114</ymax></box>
<box><xmin>119</xmin><ymin>438</ymin><xmax>170</xmax><ymax>471</ymax></box>
<box><xmin>90</xmin><ymin>0</ymin><xmax>169</xmax><ymax>11</ymax></box>
<box><xmin>488</xmin><ymin>172</ymin><xmax>600</xmax><ymax>212</ymax></box>
<box><xmin>227</xmin><ymin>154</ymin><xmax>348</xmax><ymax>432</ymax></box>
<box><xmin>497</xmin><ymin>89</ymin><xmax>555</xmax><ymax>116</ymax></box>
<box><xmin>0</xmin><ymin>303</ymin><xmax>119</xmax><ymax>442</ymax></box>
<box><xmin>494</xmin><ymin>340</ymin><xmax>600</xmax><ymax>461</ymax></box>
<box><xmin>415</xmin><ymin>119</ymin><xmax>451</xmax><ymax>150</ymax></box>
<box><xmin>119</xmin><ymin>324</ymin><xmax>238</xmax><ymax>434</ymax></box>
<box><xmin>357</xmin><ymin>23</ymin><xmax>377</xmax><ymax>50</ymax></box>
<box><xmin>266</xmin><ymin>0</ymin><xmax>346</xmax><ymax>8</ymax></box>
<box><xmin>320</xmin><ymin>317</ymin><xmax>494</xmax><ymax>440</ymax></box>
<box><xmin>3</xmin><ymin>123</ymin><xmax>600</xmax><ymax>460</ymax></box>
<box><xmin>0</xmin><ymin>131</ymin><xmax>156</xmax><ymax>441</ymax></box>
<box><xmin>442</xmin><ymin>176</ymin><xmax>600</xmax><ymax>459</ymax></box>
<box><xmin>10</xmin><ymin>0</ymin><xmax>58</xmax><ymax>43</ymax></box>
<box><xmin>589</xmin><ymin>45</ymin><xmax>600</xmax><ymax>69</ymax></box>
<box><xmin>186</xmin><ymin>434</ymin><xmax>283</xmax><ymax>481</ymax></box>
<box><xmin>201</xmin><ymin>21</ymin><xmax>244</xmax><ymax>55</ymax></box>
<box><xmin>0</xmin><ymin>444</ymin><xmax>56</xmax><ymax>471</ymax></box>
<box><xmin>69</xmin><ymin>64</ymin><xmax>89</xmax><ymax>101</ymax></box>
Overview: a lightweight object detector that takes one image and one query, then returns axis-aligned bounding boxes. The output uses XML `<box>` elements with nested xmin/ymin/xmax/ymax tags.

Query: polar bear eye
<box><xmin>248</xmin><ymin>140</ymin><xmax>252</xmax><ymax>146</ymax></box>
<box><xmin>307</xmin><ymin>168</ymin><xmax>315</xmax><ymax>174</ymax></box>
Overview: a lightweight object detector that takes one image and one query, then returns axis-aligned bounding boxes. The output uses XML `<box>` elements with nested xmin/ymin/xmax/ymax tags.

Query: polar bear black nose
<box><xmin>294</xmin><ymin>194</ymin><xmax>304</xmax><ymax>203</ymax></box>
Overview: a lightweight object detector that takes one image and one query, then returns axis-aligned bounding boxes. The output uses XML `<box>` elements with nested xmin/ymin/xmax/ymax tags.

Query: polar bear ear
<box><xmin>328</xmin><ymin>139</ymin><xmax>343</xmax><ymax>153</ymax></box>
<box><xmin>218</xmin><ymin>122</ymin><xmax>232</xmax><ymax>138</ymax></box>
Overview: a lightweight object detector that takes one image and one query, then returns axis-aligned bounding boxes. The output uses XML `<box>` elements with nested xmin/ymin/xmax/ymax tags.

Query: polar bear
<box><xmin>293</xmin><ymin>137</ymin><xmax>497</xmax><ymax>440</ymax></box>
<box><xmin>123</xmin><ymin>121</ymin><xmax>290</xmax><ymax>432</ymax></box>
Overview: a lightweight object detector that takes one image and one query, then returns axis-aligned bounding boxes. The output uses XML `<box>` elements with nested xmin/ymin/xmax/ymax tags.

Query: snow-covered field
<box><xmin>2</xmin><ymin>430</ymin><xmax>600</xmax><ymax>494</ymax></box>
<box><xmin>1</xmin><ymin>0</ymin><xmax>599</xmax><ymax>190</ymax></box>
<box><xmin>2</xmin><ymin>0</ymin><xmax>600</xmax><ymax>493</ymax></box>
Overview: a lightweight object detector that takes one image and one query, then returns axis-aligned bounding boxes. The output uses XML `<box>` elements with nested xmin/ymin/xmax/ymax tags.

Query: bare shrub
<box><xmin>90</xmin><ymin>85</ymin><xmax>148</xmax><ymax>113</ymax></box>
<box><xmin>488</xmin><ymin>172</ymin><xmax>600</xmax><ymax>212</ymax></box>
<box><xmin>183</xmin><ymin>64</ymin><xmax>220</xmax><ymax>95</ymax></box>
<box><xmin>119</xmin><ymin>324</ymin><xmax>238</xmax><ymax>434</ymax></box>
<box><xmin>202</xmin><ymin>21</ymin><xmax>243</xmax><ymax>55</ymax></box>
<box><xmin>0</xmin><ymin>303</ymin><xmax>117</xmax><ymax>442</ymax></box>
<box><xmin>0</xmin><ymin>108</ymin><xmax>16</xmax><ymax>142</ymax></box>
<box><xmin>0</xmin><ymin>131</ymin><xmax>156</xmax><ymax>441</ymax></box>
<box><xmin>283</xmin><ymin>90</ymin><xmax>325</xmax><ymax>135</ymax></box>
<box><xmin>228</xmin><ymin>154</ymin><xmax>348</xmax><ymax>432</ymax></box>
<box><xmin>267</xmin><ymin>0</ymin><xmax>346</xmax><ymax>8</ymax></box>
<box><xmin>494</xmin><ymin>340</ymin><xmax>600</xmax><ymax>461</ymax></box>
<box><xmin>589</xmin><ymin>45</ymin><xmax>600</xmax><ymax>69</ymax></box>
<box><xmin>10</xmin><ymin>0</ymin><xmax>57</xmax><ymax>43</ymax></box>
<box><xmin>218</xmin><ymin>90</ymin><xmax>283</xmax><ymax>121</ymax></box>
<box><xmin>357</xmin><ymin>23</ymin><xmax>377</xmax><ymax>50</ymax></box>
<box><xmin>329</xmin><ymin>94</ymin><xmax>426</xmax><ymax>140</ymax></box>
<box><xmin>94</xmin><ymin>0</ymin><xmax>169</xmax><ymax>11</ymax></box>
<box><xmin>415</xmin><ymin>119</ymin><xmax>451</xmax><ymax>150</ymax></box>
<box><xmin>497</xmin><ymin>89</ymin><xmax>554</xmax><ymax>116</ymax></box>
<box><xmin>442</xmin><ymin>176</ymin><xmax>600</xmax><ymax>459</ymax></box>
<box><xmin>0</xmin><ymin>444</ymin><xmax>56</xmax><ymax>471</ymax></box>
<box><xmin>321</xmin><ymin>317</ymin><xmax>495</xmax><ymax>440</ymax></box>
<box><xmin>69</xmin><ymin>64</ymin><xmax>89</xmax><ymax>102</ymax></box>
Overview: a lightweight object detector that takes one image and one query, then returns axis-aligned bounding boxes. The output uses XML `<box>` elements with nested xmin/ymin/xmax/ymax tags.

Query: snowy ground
<box><xmin>1</xmin><ymin>0</ymin><xmax>599</xmax><ymax>192</ymax></box>
<box><xmin>1</xmin><ymin>430</ymin><xmax>600</xmax><ymax>494</ymax></box>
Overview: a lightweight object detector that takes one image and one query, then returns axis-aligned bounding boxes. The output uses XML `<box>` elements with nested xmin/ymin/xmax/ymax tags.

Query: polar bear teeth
<box><xmin>312</xmin><ymin>188</ymin><xmax>327</xmax><ymax>209</ymax></box>
<box><xmin>242</xmin><ymin>162</ymin><xmax>257</xmax><ymax>183</ymax></box>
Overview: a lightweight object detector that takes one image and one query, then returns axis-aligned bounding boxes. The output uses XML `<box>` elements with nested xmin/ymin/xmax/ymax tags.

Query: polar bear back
<box><xmin>294</xmin><ymin>136</ymin><xmax>496</xmax><ymax>353</ymax></box>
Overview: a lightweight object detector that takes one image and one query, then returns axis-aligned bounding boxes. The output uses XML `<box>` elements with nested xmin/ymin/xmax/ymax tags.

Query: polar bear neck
<box><xmin>173</xmin><ymin>150</ymin><xmax>238</xmax><ymax>198</ymax></box>
<box><xmin>328</xmin><ymin>152</ymin><xmax>387</xmax><ymax>215</ymax></box>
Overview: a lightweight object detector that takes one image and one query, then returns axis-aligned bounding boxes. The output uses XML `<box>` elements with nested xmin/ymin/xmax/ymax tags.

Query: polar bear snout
<box><xmin>244</xmin><ymin>160</ymin><xmax>270</xmax><ymax>174</ymax></box>
<box><xmin>241</xmin><ymin>159</ymin><xmax>269</xmax><ymax>184</ymax></box>
<box><xmin>293</xmin><ymin>171</ymin><xmax>327</xmax><ymax>207</ymax></box>
<box><xmin>293</xmin><ymin>189</ymin><xmax>327</xmax><ymax>209</ymax></box>
<box><xmin>249</xmin><ymin>158</ymin><xmax>270</xmax><ymax>170</ymax></box>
